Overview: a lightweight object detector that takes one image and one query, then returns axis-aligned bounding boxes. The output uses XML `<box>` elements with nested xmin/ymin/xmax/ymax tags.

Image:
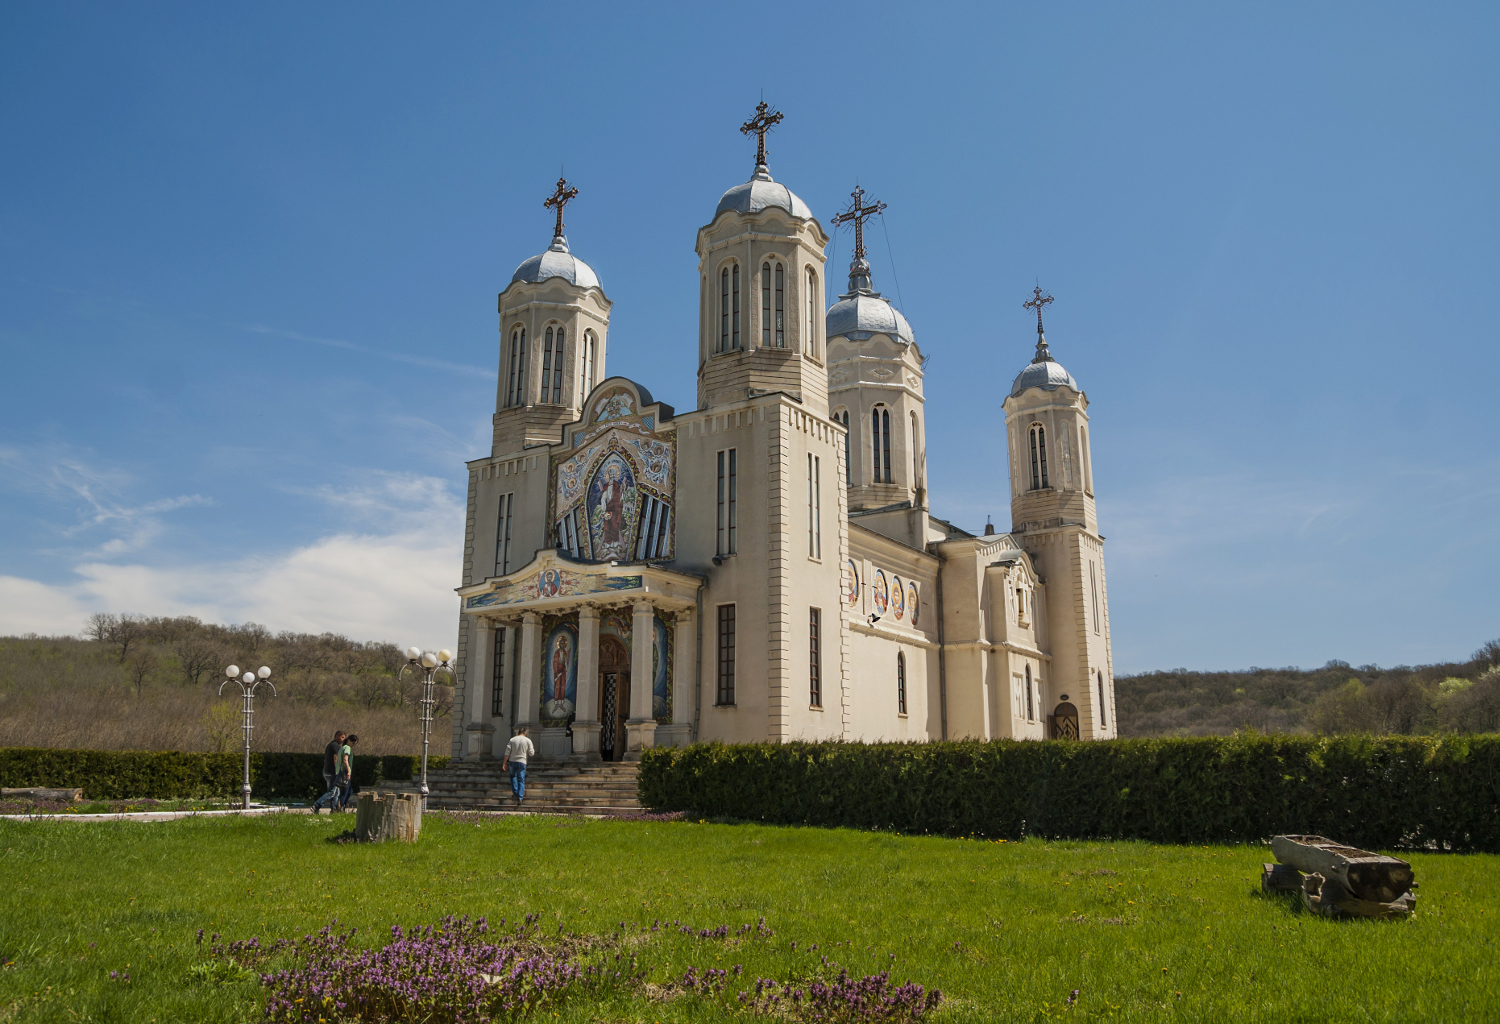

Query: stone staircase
<box><xmin>417</xmin><ymin>760</ymin><xmax>642</xmax><ymax>816</ymax></box>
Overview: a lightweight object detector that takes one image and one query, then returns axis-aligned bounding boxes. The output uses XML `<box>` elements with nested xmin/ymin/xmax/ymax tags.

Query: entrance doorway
<box><xmin>598</xmin><ymin>635</ymin><xmax>631</xmax><ymax>761</ymax></box>
<box><xmin>1049</xmin><ymin>702</ymin><xmax>1080</xmax><ymax>740</ymax></box>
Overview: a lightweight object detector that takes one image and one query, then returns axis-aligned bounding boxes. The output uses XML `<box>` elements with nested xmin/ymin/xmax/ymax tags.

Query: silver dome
<box><xmin>826</xmin><ymin>294</ymin><xmax>914</xmax><ymax>344</ymax></box>
<box><xmin>511</xmin><ymin>237</ymin><xmax>600</xmax><ymax>290</ymax></box>
<box><xmin>1010</xmin><ymin>339</ymin><xmax>1079</xmax><ymax>397</ymax></box>
<box><xmin>715</xmin><ymin>166</ymin><xmax>812</xmax><ymax>221</ymax></box>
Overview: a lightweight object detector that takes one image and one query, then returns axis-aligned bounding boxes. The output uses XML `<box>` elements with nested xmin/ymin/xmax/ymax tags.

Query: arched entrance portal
<box><xmin>598</xmin><ymin>635</ymin><xmax>631</xmax><ymax>762</ymax></box>
<box><xmin>1049</xmin><ymin>701</ymin><xmax>1080</xmax><ymax>740</ymax></box>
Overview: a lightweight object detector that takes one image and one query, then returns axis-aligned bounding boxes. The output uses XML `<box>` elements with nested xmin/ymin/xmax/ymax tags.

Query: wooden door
<box><xmin>598</xmin><ymin>636</ymin><xmax>631</xmax><ymax>761</ymax></box>
<box><xmin>1050</xmin><ymin>702</ymin><xmax>1080</xmax><ymax>740</ymax></box>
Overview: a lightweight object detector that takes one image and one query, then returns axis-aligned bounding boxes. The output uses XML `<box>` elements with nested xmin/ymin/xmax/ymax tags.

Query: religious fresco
<box><xmin>872</xmin><ymin>570</ymin><xmax>889</xmax><ymax>615</ymax></box>
<box><xmin>464</xmin><ymin>570</ymin><xmax>643</xmax><ymax>609</ymax></box>
<box><xmin>892</xmin><ymin>577</ymin><xmax>906</xmax><ymax>620</ymax></box>
<box><xmin>583</xmin><ymin>454</ymin><xmax>635</xmax><ymax>560</ymax></box>
<box><xmin>908</xmin><ymin>583</ymin><xmax>920</xmax><ymax>626</ymax></box>
<box><xmin>539</xmin><ymin>614</ymin><xmax>579</xmax><ymax>725</ymax></box>
<box><xmin>551</xmin><ymin>385</ymin><xmax>675</xmax><ymax>563</ymax></box>
<box><xmin>652</xmin><ymin>613</ymin><xmax>672</xmax><ymax>722</ymax></box>
<box><xmin>845</xmin><ymin>560</ymin><xmax>859</xmax><ymax>606</ymax></box>
<box><xmin>593</xmin><ymin>388</ymin><xmax>635</xmax><ymax>423</ymax></box>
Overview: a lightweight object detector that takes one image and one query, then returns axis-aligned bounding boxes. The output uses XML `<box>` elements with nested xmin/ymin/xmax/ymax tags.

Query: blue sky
<box><xmin>1</xmin><ymin>3</ymin><xmax>1495</xmax><ymax>672</ymax></box>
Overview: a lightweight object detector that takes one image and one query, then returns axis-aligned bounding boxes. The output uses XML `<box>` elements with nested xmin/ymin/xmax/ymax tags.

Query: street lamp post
<box><xmin>220</xmin><ymin>664</ymin><xmax>275</xmax><ymax>810</ymax></box>
<box><xmin>400</xmin><ymin>647</ymin><xmax>453</xmax><ymax>810</ymax></box>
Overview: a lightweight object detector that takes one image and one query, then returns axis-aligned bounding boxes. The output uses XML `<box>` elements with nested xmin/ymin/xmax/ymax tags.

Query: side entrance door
<box><xmin>598</xmin><ymin>635</ymin><xmax>631</xmax><ymax>762</ymax></box>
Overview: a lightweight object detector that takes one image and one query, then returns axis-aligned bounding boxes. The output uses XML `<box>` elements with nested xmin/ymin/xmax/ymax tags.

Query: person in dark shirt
<box><xmin>312</xmin><ymin>731</ymin><xmax>346</xmax><ymax>812</ymax></box>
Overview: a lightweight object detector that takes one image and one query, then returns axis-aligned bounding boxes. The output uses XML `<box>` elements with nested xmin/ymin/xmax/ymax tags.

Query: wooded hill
<box><xmin>1116</xmin><ymin>638</ymin><xmax>1500</xmax><ymax>738</ymax></box>
<box><xmin>0</xmin><ymin>615</ymin><xmax>451</xmax><ymax>756</ymax></box>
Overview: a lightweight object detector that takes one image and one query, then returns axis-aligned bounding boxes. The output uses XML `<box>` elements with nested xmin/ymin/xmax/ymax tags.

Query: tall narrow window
<box><xmin>1029</xmin><ymin>424</ymin><xmax>1051</xmax><ymax>490</ymax></box>
<box><xmin>716</xmin><ymin>448</ymin><xmax>737</xmax><ymax>555</ymax></box>
<box><xmin>1025</xmin><ymin>665</ymin><xmax>1034</xmax><ymax>721</ymax></box>
<box><xmin>807</xmin><ymin>454</ymin><xmax>821</xmax><ymax>559</ymax></box>
<box><xmin>507</xmin><ymin>328</ymin><xmax>528</xmax><ymax>407</ymax></box>
<box><xmin>720</xmin><ymin>268</ymin><xmax>730</xmax><ymax>352</ymax></box>
<box><xmin>808</xmin><ymin>608</ymin><xmax>821</xmax><ymax>708</ymax></box>
<box><xmin>1098</xmin><ymin>671</ymin><xmax>1108</xmax><ymax>728</ymax></box>
<box><xmin>872</xmin><ymin>408</ymin><xmax>891</xmax><ymax>482</ymax></box>
<box><xmin>542</xmin><ymin>328</ymin><xmax>554</xmax><ymax>405</ymax></box>
<box><xmin>837</xmin><ymin>410</ymin><xmax>851</xmax><ymax>484</ymax></box>
<box><xmin>774</xmin><ymin>262</ymin><xmax>784</xmax><ymax>347</ymax></box>
<box><xmin>494</xmin><ymin>492</ymin><xmax>514</xmax><ymax>576</ymax></box>
<box><xmin>882</xmin><ymin>409</ymin><xmax>891</xmax><ymax>482</ymax></box>
<box><xmin>552</xmin><ymin>327</ymin><xmax>564</xmax><ymax>403</ymax></box>
<box><xmin>716</xmin><ymin>605</ymin><xmax>736</xmax><ymax>705</ymax></box>
<box><xmin>1090</xmin><ymin>561</ymin><xmax>1101</xmax><ymax>634</ymax></box>
<box><xmin>1080</xmin><ymin>426</ymin><xmax>1094</xmax><ymax>495</ymax></box>
<box><xmin>910</xmin><ymin>412</ymin><xmax>920</xmax><ymax>484</ymax></box>
<box><xmin>897</xmin><ymin>652</ymin><xmax>907</xmax><ymax>714</ymax></box>
<box><xmin>732</xmin><ymin>264</ymin><xmax>741</xmax><ymax>349</ymax></box>
<box><xmin>491</xmin><ymin>628</ymin><xmax>505</xmax><ymax>718</ymax></box>
<box><xmin>762</xmin><ymin>262</ymin><xmax>771</xmax><ymax>346</ymax></box>
<box><xmin>806</xmin><ymin>268</ymin><xmax>818</xmax><ymax>358</ymax></box>
<box><xmin>579</xmin><ymin>330</ymin><xmax>597</xmax><ymax>407</ymax></box>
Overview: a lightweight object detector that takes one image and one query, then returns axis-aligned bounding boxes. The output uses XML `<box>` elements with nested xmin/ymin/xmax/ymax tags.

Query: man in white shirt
<box><xmin>501</xmin><ymin>726</ymin><xmax>535</xmax><ymax>805</ymax></box>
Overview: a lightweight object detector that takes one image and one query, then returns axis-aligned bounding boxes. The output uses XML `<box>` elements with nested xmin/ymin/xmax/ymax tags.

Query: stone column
<box><xmin>625</xmin><ymin>599</ymin><xmax>657</xmax><ymax>757</ymax></box>
<box><xmin>658</xmin><ymin>609</ymin><xmax>695</xmax><ymax>747</ymax></box>
<box><xmin>516</xmin><ymin>612</ymin><xmax>542</xmax><ymax>736</ymax></box>
<box><xmin>464</xmin><ymin>619</ymin><xmax>496</xmax><ymax>759</ymax></box>
<box><xmin>572</xmin><ymin>605</ymin><xmax>602</xmax><ymax>759</ymax></box>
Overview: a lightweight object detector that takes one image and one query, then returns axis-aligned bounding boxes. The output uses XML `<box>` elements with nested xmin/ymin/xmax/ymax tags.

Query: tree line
<box><xmin>1115</xmin><ymin>638</ymin><xmax>1500</xmax><ymax>738</ymax></box>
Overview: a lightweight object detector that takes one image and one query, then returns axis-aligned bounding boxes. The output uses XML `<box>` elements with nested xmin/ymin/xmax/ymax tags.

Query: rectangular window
<box><xmin>494</xmin><ymin>492</ymin><xmax>514</xmax><ymax>576</ymax></box>
<box><xmin>762</xmin><ymin>264</ymin><xmax>771</xmax><ymax>347</ymax></box>
<box><xmin>897</xmin><ymin>653</ymin><xmax>907</xmax><ymax>715</ymax></box>
<box><xmin>716</xmin><ymin>604</ymin><xmax>736</xmax><ymax>705</ymax></box>
<box><xmin>808</xmin><ymin>608</ymin><xmax>821</xmax><ymax>707</ymax></box>
<box><xmin>774</xmin><ymin>263</ymin><xmax>784</xmax><ymax>347</ymax></box>
<box><xmin>716</xmin><ymin>448</ymin><xmax>737</xmax><ymax>555</ymax></box>
<box><xmin>491</xmin><ymin>627</ymin><xmax>505</xmax><ymax>717</ymax></box>
<box><xmin>807</xmin><ymin>453</ymin><xmax>820</xmax><ymax>559</ymax></box>
<box><xmin>731</xmin><ymin>264</ymin><xmax>741</xmax><ymax>349</ymax></box>
<box><xmin>1090</xmin><ymin>561</ymin><xmax>1101</xmax><ymax>635</ymax></box>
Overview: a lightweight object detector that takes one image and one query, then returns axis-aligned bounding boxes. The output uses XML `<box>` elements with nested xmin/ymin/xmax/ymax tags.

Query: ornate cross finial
<box><xmin>740</xmin><ymin>100</ymin><xmax>784</xmax><ymax>170</ymax></box>
<box><xmin>830</xmin><ymin>186</ymin><xmax>887</xmax><ymax>262</ymax></box>
<box><xmin>543</xmin><ymin>176</ymin><xmax>579</xmax><ymax>240</ymax></box>
<box><xmin>1023</xmin><ymin>285</ymin><xmax>1054</xmax><ymax>337</ymax></box>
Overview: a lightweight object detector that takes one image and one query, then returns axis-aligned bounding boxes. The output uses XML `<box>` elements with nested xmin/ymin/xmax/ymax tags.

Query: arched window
<box><xmin>910</xmin><ymin>411</ymin><xmax>920</xmax><ymax>484</ymax></box>
<box><xmin>579</xmin><ymin>329</ymin><xmax>597</xmax><ymax>406</ymax></box>
<box><xmin>836</xmin><ymin>409</ymin><xmax>851</xmax><ymax>484</ymax></box>
<box><xmin>806</xmin><ymin>267</ymin><xmax>818</xmax><ymax>358</ymax></box>
<box><xmin>1025</xmin><ymin>664</ymin><xmax>1034</xmax><ymax>721</ymax></box>
<box><xmin>774</xmin><ymin>262</ymin><xmax>784</xmax><ymax>347</ymax></box>
<box><xmin>762</xmin><ymin>263</ymin><xmax>771</xmax><ymax>347</ymax></box>
<box><xmin>507</xmin><ymin>327</ymin><xmax>527</xmax><ymax>407</ymax></box>
<box><xmin>872</xmin><ymin>407</ymin><xmax>892</xmax><ymax>483</ymax></box>
<box><xmin>1028</xmin><ymin>424</ymin><xmax>1049</xmax><ymax>490</ymax></box>
<box><xmin>897</xmin><ymin>652</ymin><xmax>907</xmax><ymax>714</ymax></box>
<box><xmin>552</xmin><ymin>326</ymin><xmax>564</xmax><ymax>403</ymax></box>
<box><xmin>542</xmin><ymin>327</ymin><xmax>555</xmax><ymax>405</ymax></box>
<box><xmin>720</xmin><ymin>268</ymin><xmax>730</xmax><ymax>353</ymax></box>
<box><xmin>1098</xmin><ymin>671</ymin><xmax>1108</xmax><ymax>729</ymax></box>
<box><xmin>732</xmin><ymin>263</ymin><xmax>741</xmax><ymax>349</ymax></box>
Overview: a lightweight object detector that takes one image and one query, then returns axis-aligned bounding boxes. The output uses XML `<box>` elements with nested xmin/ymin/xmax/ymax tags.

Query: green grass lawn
<box><xmin>1</xmin><ymin>812</ymin><xmax>1496</xmax><ymax>1022</ymax></box>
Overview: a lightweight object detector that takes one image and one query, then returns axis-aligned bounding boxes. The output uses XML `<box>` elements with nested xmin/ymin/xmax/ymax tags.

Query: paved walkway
<box><xmin>0</xmin><ymin>806</ymin><xmax>306</xmax><ymax>823</ymax></box>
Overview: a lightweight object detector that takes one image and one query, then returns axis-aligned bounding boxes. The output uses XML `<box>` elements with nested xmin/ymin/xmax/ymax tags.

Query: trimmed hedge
<box><xmin>0</xmin><ymin>748</ymin><xmax>452</xmax><ymax>801</ymax></box>
<box><xmin>639</xmin><ymin>735</ymin><xmax>1500</xmax><ymax>852</ymax></box>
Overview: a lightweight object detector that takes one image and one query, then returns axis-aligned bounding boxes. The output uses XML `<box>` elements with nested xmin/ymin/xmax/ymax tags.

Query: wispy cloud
<box><xmin>241</xmin><ymin>323</ymin><xmax>497</xmax><ymax>381</ymax></box>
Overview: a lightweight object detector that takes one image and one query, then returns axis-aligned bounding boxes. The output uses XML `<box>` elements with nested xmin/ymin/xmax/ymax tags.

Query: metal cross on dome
<box><xmin>543</xmin><ymin>176</ymin><xmax>579</xmax><ymax>240</ymax></box>
<box><xmin>740</xmin><ymin>100</ymin><xmax>784</xmax><ymax>170</ymax></box>
<box><xmin>1023</xmin><ymin>285</ymin><xmax>1055</xmax><ymax>337</ymax></box>
<box><xmin>830</xmin><ymin>185</ymin><xmax>887</xmax><ymax>263</ymax></box>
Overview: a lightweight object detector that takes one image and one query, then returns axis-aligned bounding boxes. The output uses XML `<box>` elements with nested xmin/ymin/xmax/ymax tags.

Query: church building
<box><xmin>449</xmin><ymin>105</ymin><xmax>1116</xmax><ymax>762</ymax></box>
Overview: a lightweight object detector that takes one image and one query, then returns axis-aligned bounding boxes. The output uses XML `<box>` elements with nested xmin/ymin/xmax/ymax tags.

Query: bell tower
<box><xmin>493</xmin><ymin>177</ymin><xmax>611</xmax><ymax>455</ymax></box>
<box><xmin>695</xmin><ymin>103</ymin><xmax>829</xmax><ymax>416</ymax></box>
<box><xmin>1001</xmin><ymin>287</ymin><xmax>1115</xmax><ymax>739</ymax></box>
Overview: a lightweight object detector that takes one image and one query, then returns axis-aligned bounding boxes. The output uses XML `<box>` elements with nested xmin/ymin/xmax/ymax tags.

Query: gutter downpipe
<box><xmin>935</xmin><ymin>545</ymin><xmax>948</xmax><ymax>742</ymax></box>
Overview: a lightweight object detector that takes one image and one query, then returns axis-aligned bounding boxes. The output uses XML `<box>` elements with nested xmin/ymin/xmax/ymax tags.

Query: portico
<box><xmin>456</xmin><ymin>549</ymin><xmax>700</xmax><ymax>762</ymax></box>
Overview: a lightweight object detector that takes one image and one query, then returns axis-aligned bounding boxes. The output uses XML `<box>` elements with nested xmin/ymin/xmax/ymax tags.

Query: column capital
<box><xmin>579</xmin><ymin>603</ymin><xmax>601</xmax><ymax>619</ymax></box>
<box><xmin>674</xmin><ymin>607</ymin><xmax>694</xmax><ymax>623</ymax></box>
<box><xmin>632</xmin><ymin>599</ymin><xmax>654</xmax><ymax>615</ymax></box>
<box><xmin>522</xmin><ymin>611</ymin><xmax>540</xmax><ymax>626</ymax></box>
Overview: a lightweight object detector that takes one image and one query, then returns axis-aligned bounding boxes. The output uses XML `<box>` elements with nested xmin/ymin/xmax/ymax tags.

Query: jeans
<box><xmin>313</xmin><ymin>771</ymin><xmax>340</xmax><ymax>809</ymax></box>
<box><xmin>509</xmin><ymin>762</ymin><xmax>527</xmax><ymax>802</ymax></box>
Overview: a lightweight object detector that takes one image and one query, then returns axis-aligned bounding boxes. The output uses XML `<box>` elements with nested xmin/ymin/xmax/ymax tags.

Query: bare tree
<box><xmin>125</xmin><ymin>646</ymin><xmax>158</xmax><ymax>696</ymax></box>
<box><xmin>173</xmin><ymin>635</ymin><xmax>223</xmax><ymax>688</ymax></box>
<box><xmin>84</xmin><ymin>612</ymin><xmax>118</xmax><ymax>644</ymax></box>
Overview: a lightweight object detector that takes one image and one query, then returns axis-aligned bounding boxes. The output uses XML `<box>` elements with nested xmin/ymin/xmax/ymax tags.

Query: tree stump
<box><xmin>354</xmin><ymin>791</ymin><xmax>422</xmax><ymax>843</ymax></box>
<box><xmin>2</xmin><ymin>787</ymin><xmax>83</xmax><ymax>802</ymax></box>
